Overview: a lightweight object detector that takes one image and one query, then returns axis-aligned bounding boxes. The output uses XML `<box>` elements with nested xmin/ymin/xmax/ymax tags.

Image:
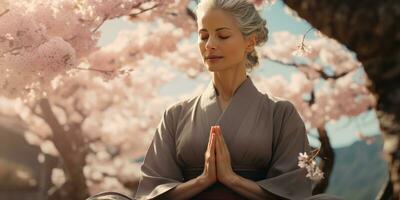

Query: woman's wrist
<box><xmin>223</xmin><ymin>173</ymin><xmax>240</xmax><ymax>188</ymax></box>
<box><xmin>196</xmin><ymin>174</ymin><xmax>213</xmax><ymax>188</ymax></box>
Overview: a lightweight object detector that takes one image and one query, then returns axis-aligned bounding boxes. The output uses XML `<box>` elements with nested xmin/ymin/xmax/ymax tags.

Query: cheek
<box><xmin>198</xmin><ymin>42</ymin><xmax>206</xmax><ymax>56</ymax></box>
<box><xmin>222</xmin><ymin>41</ymin><xmax>246</xmax><ymax>59</ymax></box>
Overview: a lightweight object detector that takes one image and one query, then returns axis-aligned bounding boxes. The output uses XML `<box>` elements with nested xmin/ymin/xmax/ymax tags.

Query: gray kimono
<box><xmin>134</xmin><ymin>76</ymin><xmax>313</xmax><ymax>199</ymax></box>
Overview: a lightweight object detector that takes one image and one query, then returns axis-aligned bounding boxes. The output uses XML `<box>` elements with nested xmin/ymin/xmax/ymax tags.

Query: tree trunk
<box><xmin>38</xmin><ymin>98</ymin><xmax>89</xmax><ymax>200</ymax></box>
<box><xmin>376</xmin><ymin>178</ymin><xmax>393</xmax><ymax>200</ymax></box>
<box><xmin>313</xmin><ymin>127</ymin><xmax>335</xmax><ymax>195</ymax></box>
<box><xmin>282</xmin><ymin>0</ymin><xmax>400</xmax><ymax>198</ymax></box>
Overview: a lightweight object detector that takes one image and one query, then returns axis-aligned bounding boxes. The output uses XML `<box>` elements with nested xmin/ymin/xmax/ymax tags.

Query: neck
<box><xmin>212</xmin><ymin>65</ymin><xmax>247</xmax><ymax>102</ymax></box>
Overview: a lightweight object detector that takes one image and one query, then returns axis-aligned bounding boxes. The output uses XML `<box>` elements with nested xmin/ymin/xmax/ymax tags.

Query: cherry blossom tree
<box><xmin>0</xmin><ymin>0</ymin><xmax>198</xmax><ymax>100</ymax></box>
<box><xmin>0</xmin><ymin>0</ymin><xmax>197</xmax><ymax>199</ymax></box>
<box><xmin>0</xmin><ymin>65</ymin><xmax>174</xmax><ymax>199</ymax></box>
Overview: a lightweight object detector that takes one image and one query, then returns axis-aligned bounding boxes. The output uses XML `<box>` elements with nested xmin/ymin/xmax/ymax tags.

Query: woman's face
<box><xmin>197</xmin><ymin>8</ymin><xmax>253</xmax><ymax>72</ymax></box>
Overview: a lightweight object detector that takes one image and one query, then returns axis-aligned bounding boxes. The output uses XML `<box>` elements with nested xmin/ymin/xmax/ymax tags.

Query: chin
<box><xmin>206</xmin><ymin>64</ymin><xmax>229</xmax><ymax>72</ymax></box>
<box><xmin>206</xmin><ymin>65</ymin><xmax>219</xmax><ymax>72</ymax></box>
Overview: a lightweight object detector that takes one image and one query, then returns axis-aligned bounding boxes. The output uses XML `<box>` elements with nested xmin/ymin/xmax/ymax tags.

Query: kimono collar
<box><xmin>200</xmin><ymin>76</ymin><xmax>263</xmax><ymax>128</ymax></box>
<box><xmin>203</xmin><ymin>76</ymin><xmax>258</xmax><ymax>101</ymax></box>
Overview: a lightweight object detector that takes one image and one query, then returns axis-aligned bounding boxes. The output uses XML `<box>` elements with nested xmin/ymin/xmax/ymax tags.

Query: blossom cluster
<box><xmin>298</xmin><ymin>152</ymin><xmax>324</xmax><ymax>181</ymax></box>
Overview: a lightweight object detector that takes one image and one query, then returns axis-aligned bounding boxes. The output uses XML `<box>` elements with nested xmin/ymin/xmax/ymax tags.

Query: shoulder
<box><xmin>165</xmin><ymin>95</ymin><xmax>198</xmax><ymax>114</ymax></box>
<box><xmin>262</xmin><ymin>95</ymin><xmax>306</xmax><ymax>142</ymax></box>
<box><xmin>262</xmin><ymin>93</ymin><xmax>297</xmax><ymax>115</ymax></box>
<box><xmin>261</xmin><ymin>93</ymin><xmax>303</xmax><ymax>127</ymax></box>
<box><xmin>159</xmin><ymin>96</ymin><xmax>199</xmax><ymax>135</ymax></box>
<box><xmin>163</xmin><ymin>95</ymin><xmax>199</xmax><ymax>123</ymax></box>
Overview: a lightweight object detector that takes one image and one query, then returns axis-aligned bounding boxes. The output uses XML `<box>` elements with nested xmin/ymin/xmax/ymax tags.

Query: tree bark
<box><xmin>376</xmin><ymin>178</ymin><xmax>393</xmax><ymax>200</ymax></box>
<box><xmin>38</xmin><ymin>98</ymin><xmax>89</xmax><ymax>200</ymax></box>
<box><xmin>313</xmin><ymin>127</ymin><xmax>335</xmax><ymax>195</ymax></box>
<box><xmin>282</xmin><ymin>0</ymin><xmax>400</xmax><ymax>198</ymax></box>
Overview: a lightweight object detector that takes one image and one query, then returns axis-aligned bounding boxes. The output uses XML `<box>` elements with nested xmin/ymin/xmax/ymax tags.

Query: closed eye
<box><xmin>200</xmin><ymin>36</ymin><xmax>230</xmax><ymax>41</ymax></box>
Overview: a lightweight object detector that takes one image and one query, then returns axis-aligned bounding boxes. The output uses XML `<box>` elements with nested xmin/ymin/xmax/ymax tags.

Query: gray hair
<box><xmin>195</xmin><ymin>0</ymin><xmax>269</xmax><ymax>70</ymax></box>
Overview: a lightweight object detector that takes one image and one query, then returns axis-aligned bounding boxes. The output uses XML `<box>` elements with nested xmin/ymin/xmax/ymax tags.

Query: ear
<box><xmin>245</xmin><ymin>33</ymin><xmax>257</xmax><ymax>53</ymax></box>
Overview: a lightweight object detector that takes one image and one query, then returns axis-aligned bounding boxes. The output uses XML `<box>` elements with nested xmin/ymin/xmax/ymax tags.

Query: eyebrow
<box><xmin>198</xmin><ymin>27</ymin><xmax>231</xmax><ymax>33</ymax></box>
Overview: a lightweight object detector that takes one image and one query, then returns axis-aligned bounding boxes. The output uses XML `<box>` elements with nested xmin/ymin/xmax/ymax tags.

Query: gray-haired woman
<box><xmin>133</xmin><ymin>0</ymin><xmax>342</xmax><ymax>199</ymax></box>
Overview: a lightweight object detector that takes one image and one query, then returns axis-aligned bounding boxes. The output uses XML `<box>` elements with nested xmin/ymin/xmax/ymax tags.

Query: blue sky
<box><xmin>98</xmin><ymin>1</ymin><xmax>381</xmax><ymax>148</ymax></box>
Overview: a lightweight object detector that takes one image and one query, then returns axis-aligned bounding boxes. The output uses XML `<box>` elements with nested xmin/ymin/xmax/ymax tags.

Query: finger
<box><xmin>209</xmin><ymin>126</ymin><xmax>215</xmax><ymax>137</ymax></box>
<box><xmin>215</xmin><ymin>127</ymin><xmax>223</xmax><ymax>144</ymax></box>
<box><xmin>215</xmin><ymin>127</ymin><xmax>229</xmax><ymax>159</ymax></box>
<box><xmin>215</xmin><ymin>126</ymin><xmax>228</xmax><ymax>149</ymax></box>
<box><xmin>209</xmin><ymin>134</ymin><xmax>216</xmax><ymax>161</ymax></box>
<box><xmin>207</xmin><ymin>126</ymin><xmax>215</xmax><ymax>149</ymax></box>
<box><xmin>215</xmin><ymin>126</ymin><xmax>224</xmax><ymax>141</ymax></box>
<box><xmin>210</xmin><ymin>132</ymin><xmax>216</xmax><ymax>154</ymax></box>
<box><xmin>214</xmin><ymin>126</ymin><xmax>220</xmax><ymax>133</ymax></box>
<box><xmin>207</xmin><ymin>132</ymin><xmax>211</xmax><ymax>150</ymax></box>
<box><xmin>214</xmin><ymin>126</ymin><xmax>221</xmax><ymax>138</ymax></box>
<box><xmin>215</xmin><ymin>131</ymin><xmax>223</xmax><ymax>156</ymax></box>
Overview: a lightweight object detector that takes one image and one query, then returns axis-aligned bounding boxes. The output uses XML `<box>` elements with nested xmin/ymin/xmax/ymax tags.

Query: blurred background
<box><xmin>1</xmin><ymin>0</ymin><xmax>395</xmax><ymax>199</ymax></box>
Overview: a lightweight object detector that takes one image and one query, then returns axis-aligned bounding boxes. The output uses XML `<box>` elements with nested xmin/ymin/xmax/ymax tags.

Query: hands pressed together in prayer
<box><xmin>200</xmin><ymin>125</ymin><xmax>239</xmax><ymax>187</ymax></box>
<box><xmin>196</xmin><ymin>126</ymin><xmax>288</xmax><ymax>199</ymax></box>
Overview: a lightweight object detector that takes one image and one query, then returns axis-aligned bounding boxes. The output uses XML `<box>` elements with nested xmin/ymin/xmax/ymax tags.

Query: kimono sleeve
<box><xmin>256</xmin><ymin>101</ymin><xmax>313</xmax><ymax>200</ymax></box>
<box><xmin>134</xmin><ymin>107</ymin><xmax>183</xmax><ymax>200</ymax></box>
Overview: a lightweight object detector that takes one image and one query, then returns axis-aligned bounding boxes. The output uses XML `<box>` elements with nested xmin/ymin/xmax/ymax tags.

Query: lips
<box><xmin>206</xmin><ymin>55</ymin><xmax>224</xmax><ymax>60</ymax></box>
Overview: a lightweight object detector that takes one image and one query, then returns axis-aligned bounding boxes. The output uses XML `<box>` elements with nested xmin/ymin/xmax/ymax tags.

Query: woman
<box><xmin>135</xmin><ymin>0</ymin><xmax>315</xmax><ymax>199</ymax></box>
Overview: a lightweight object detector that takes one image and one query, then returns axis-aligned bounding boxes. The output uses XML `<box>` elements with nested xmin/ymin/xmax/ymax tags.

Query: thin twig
<box><xmin>129</xmin><ymin>3</ymin><xmax>159</xmax><ymax>18</ymax></box>
<box><xmin>300</xmin><ymin>27</ymin><xmax>314</xmax><ymax>46</ymax></box>
<box><xmin>0</xmin><ymin>9</ymin><xmax>9</xmax><ymax>18</ymax></box>
<box><xmin>74</xmin><ymin>66</ymin><xmax>115</xmax><ymax>73</ymax></box>
<box><xmin>1</xmin><ymin>45</ymin><xmax>33</xmax><ymax>55</ymax></box>
<box><xmin>92</xmin><ymin>14</ymin><xmax>109</xmax><ymax>33</ymax></box>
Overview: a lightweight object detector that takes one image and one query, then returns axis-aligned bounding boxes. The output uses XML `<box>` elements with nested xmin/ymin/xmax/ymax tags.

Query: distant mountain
<box><xmin>326</xmin><ymin>135</ymin><xmax>388</xmax><ymax>200</ymax></box>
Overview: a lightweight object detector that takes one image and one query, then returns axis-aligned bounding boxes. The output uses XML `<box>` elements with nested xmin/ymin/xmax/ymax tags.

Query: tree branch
<box><xmin>38</xmin><ymin>98</ymin><xmax>89</xmax><ymax>200</ymax></box>
<box><xmin>0</xmin><ymin>9</ymin><xmax>9</xmax><ymax>18</ymax></box>
<box><xmin>265</xmin><ymin>57</ymin><xmax>352</xmax><ymax>80</ymax></box>
<box><xmin>129</xmin><ymin>2</ymin><xmax>159</xmax><ymax>19</ymax></box>
<box><xmin>186</xmin><ymin>7</ymin><xmax>197</xmax><ymax>21</ymax></box>
<box><xmin>313</xmin><ymin>126</ymin><xmax>335</xmax><ymax>194</ymax></box>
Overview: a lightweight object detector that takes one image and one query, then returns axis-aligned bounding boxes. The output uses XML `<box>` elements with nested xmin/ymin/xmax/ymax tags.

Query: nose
<box><xmin>205</xmin><ymin>36</ymin><xmax>216</xmax><ymax>50</ymax></box>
